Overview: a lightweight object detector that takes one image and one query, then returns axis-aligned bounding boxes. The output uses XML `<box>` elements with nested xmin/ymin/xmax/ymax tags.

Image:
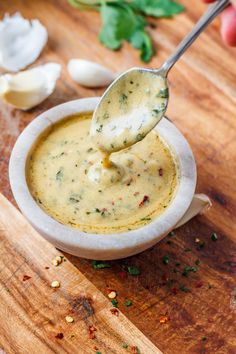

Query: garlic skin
<box><xmin>174</xmin><ymin>194</ymin><xmax>212</xmax><ymax>229</ymax></box>
<box><xmin>67</xmin><ymin>59</ymin><xmax>115</xmax><ymax>88</ymax></box>
<box><xmin>0</xmin><ymin>63</ymin><xmax>61</xmax><ymax>110</ymax></box>
<box><xmin>0</xmin><ymin>13</ymin><xmax>48</xmax><ymax>72</ymax></box>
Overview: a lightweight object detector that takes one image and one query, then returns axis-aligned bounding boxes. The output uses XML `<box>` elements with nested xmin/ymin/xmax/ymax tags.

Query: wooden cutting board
<box><xmin>0</xmin><ymin>193</ymin><xmax>161</xmax><ymax>354</ymax></box>
<box><xmin>0</xmin><ymin>0</ymin><xmax>236</xmax><ymax>353</ymax></box>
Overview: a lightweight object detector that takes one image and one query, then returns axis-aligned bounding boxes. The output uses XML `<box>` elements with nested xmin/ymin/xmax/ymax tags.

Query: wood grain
<box><xmin>0</xmin><ymin>193</ymin><xmax>161</xmax><ymax>354</ymax></box>
<box><xmin>0</xmin><ymin>0</ymin><xmax>236</xmax><ymax>353</ymax></box>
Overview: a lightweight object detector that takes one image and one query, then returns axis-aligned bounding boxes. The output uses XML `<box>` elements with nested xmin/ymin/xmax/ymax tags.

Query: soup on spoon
<box><xmin>90</xmin><ymin>68</ymin><xmax>169</xmax><ymax>154</ymax></box>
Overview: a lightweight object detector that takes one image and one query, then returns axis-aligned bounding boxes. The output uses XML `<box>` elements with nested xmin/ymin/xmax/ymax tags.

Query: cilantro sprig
<box><xmin>68</xmin><ymin>0</ymin><xmax>185</xmax><ymax>62</ymax></box>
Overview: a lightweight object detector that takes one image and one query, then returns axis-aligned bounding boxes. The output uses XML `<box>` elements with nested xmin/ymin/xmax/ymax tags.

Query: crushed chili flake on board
<box><xmin>55</xmin><ymin>332</ymin><xmax>64</xmax><ymax>339</ymax></box>
<box><xmin>45</xmin><ymin>266</ymin><xmax>50</xmax><ymax>270</ymax></box>
<box><xmin>131</xmin><ymin>346</ymin><xmax>141</xmax><ymax>354</ymax></box>
<box><xmin>139</xmin><ymin>195</ymin><xmax>149</xmax><ymax>207</ymax></box>
<box><xmin>118</xmin><ymin>271</ymin><xmax>127</xmax><ymax>279</ymax></box>
<box><xmin>110</xmin><ymin>308</ymin><xmax>119</xmax><ymax>316</ymax></box>
<box><xmin>88</xmin><ymin>325</ymin><xmax>97</xmax><ymax>339</ymax></box>
<box><xmin>159</xmin><ymin>314</ymin><xmax>170</xmax><ymax>324</ymax></box>
<box><xmin>171</xmin><ymin>287</ymin><xmax>178</xmax><ymax>295</ymax></box>
<box><xmin>159</xmin><ymin>168</ymin><xmax>163</xmax><ymax>176</ymax></box>
<box><xmin>195</xmin><ymin>281</ymin><xmax>203</xmax><ymax>288</ymax></box>
<box><xmin>22</xmin><ymin>275</ymin><xmax>31</xmax><ymax>281</ymax></box>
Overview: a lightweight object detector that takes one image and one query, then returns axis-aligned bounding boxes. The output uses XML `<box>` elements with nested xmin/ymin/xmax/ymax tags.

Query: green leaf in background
<box><xmin>99</xmin><ymin>2</ymin><xmax>138</xmax><ymax>50</ymax></box>
<box><xmin>129</xmin><ymin>29</ymin><xmax>153</xmax><ymax>62</ymax></box>
<box><xmin>132</xmin><ymin>0</ymin><xmax>185</xmax><ymax>18</ymax></box>
<box><xmin>68</xmin><ymin>0</ymin><xmax>185</xmax><ymax>61</ymax></box>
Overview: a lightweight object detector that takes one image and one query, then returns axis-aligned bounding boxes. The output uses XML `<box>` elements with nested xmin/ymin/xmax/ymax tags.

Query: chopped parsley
<box><xmin>211</xmin><ymin>232</ymin><xmax>218</xmax><ymax>241</ymax></box>
<box><xmin>180</xmin><ymin>286</ymin><xmax>190</xmax><ymax>293</ymax></box>
<box><xmin>111</xmin><ymin>299</ymin><xmax>118</xmax><ymax>307</ymax></box>
<box><xmin>124</xmin><ymin>299</ymin><xmax>133</xmax><ymax>307</ymax></box>
<box><xmin>162</xmin><ymin>255</ymin><xmax>170</xmax><ymax>265</ymax></box>
<box><xmin>127</xmin><ymin>266</ymin><xmax>140</xmax><ymax>276</ymax></box>
<box><xmin>92</xmin><ymin>260</ymin><xmax>111</xmax><ymax>269</ymax></box>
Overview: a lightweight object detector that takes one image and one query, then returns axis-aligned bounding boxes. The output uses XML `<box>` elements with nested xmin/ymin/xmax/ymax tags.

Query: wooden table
<box><xmin>0</xmin><ymin>1</ymin><xmax>236</xmax><ymax>353</ymax></box>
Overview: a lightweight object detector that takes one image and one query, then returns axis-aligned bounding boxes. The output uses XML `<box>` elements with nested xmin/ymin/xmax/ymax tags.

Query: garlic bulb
<box><xmin>174</xmin><ymin>194</ymin><xmax>212</xmax><ymax>229</ymax></box>
<box><xmin>67</xmin><ymin>59</ymin><xmax>115</xmax><ymax>88</ymax></box>
<box><xmin>0</xmin><ymin>63</ymin><xmax>61</xmax><ymax>110</ymax></box>
<box><xmin>0</xmin><ymin>13</ymin><xmax>48</xmax><ymax>72</ymax></box>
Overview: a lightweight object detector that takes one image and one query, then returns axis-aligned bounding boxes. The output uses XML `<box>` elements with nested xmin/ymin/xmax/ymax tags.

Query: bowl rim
<box><xmin>9</xmin><ymin>97</ymin><xmax>196</xmax><ymax>259</ymax></box>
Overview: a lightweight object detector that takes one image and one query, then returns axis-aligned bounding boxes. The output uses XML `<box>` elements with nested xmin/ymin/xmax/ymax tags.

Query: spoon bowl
<box><xmin>90</xmin><ymin>67</ymin><xmax>168</xmax><ymax>153</ymax></box>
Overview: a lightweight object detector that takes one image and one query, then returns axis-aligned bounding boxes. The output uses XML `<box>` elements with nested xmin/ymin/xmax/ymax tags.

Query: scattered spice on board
<box><xmin>118</xmin><ymin>271</ymin><xmax>127</xmax><ymax>279</ymax></box>
<box><xmin>110</xmin><ymin>308</ymin><xmax>119</xmax><ymax>316</ymax></box>
<box><xmin>122</xmin><ymin>343</ymin><xmax>128</xmax><ymax>349</ymax></box>
<box><xmin>171</xmin><ymin>287</ymin><xmax>178</xmax><ymax>295</ymax></box>
<box><xmin>162</xmin><ymin>255</ymin><xmax>170</xmax><ymax>265</ymax></box>
<box><xmin>201</xmin><ymin>336</ymin><xmax>207</xmax><ymax>342</ymax></box>
<box><xmin>22</xmin><ymin>275</ymin><xmax>31</xmax><ymax>281</ymax></box>
<box><xmin>111</xmin><ymin>299</ymin><xmax>118</xmax><ymax>307</ymax></box>
<box><xmin>55</xmin><ymin>332</ymin><xmax>64</xmax><ymax>339</ymax></box>
<box><xmin>92</xmin><ymin>260</ymin><xmax>111</xmax><ymax>269</ymax></box>
<box><xmin>88</xmin><ymin>325</ymin><xmax>97</xmax><ymax>339</ymax></box>
<box><xmin>45</xmin><ymin>266</ymin><xmax>50</xmax><ymax>270</ymax></box>
<box><xmin>195</xmin><ymin>259</ymin><xmax>200</xmax><ymax>265</ymax></box>
<box><xmin>159</xmin><ymin>314</ymin><xmax>170</xmax><ymax>324</ymax></box>
<box><xmin>139</xmin><ymin>195</ymin><xmax>149</xmax><ymax>207</ymax></box>
<box><xmin>184</xmin><ymin>248</ymin><xmax>192</xmax><ymax>252</ymax></box>
<box><xmin>197</xmin><ymin>240</ymin><xmax>205</xmax><ymax>250</ymax></box>
<box><xmin>124</xmin><ymin>299</ymin><xmax>133</xmax><ymax>307</ymax></box>
<box><xmin>158</xmin><ymin>168</ymin><xmax>163</xmax><ymax>176</ymax></box>
<box><xmin>180</xmin><ymin>286</ymin><xmax>190</xmax><ymax>293</ymax></box>
<box><xmin>51</xmin><ymin>280</ymin><xmax>60</xmax><ymax>288</ymax></box>
<box><xmin>127</xmin><ymin>266</ymin><xmax>141</xmax><ymax>276</ymax></box>
<box><xmin>108</xmin><ymin>290</ymin><xmax>117</xmax><ymax>299</ymax></box>
<box><xmin>96</xmin><ymin>352</ymin><xmax>102</xmax><ymax>354</ymax></box>
<box><xmin>131</xmin><ymin>346</ymin><xmax>141</xmax><ymax>354</ymax></box>
<box><xmin>65</xmin><ymin>315</ymin><xmax>74</xmax><ymax>323</ymax></box>
<box><xmin>182</xmin><ymin>266</ymin><xmax>198</xmax><ymax>277</ymax></box>
<box><xmin>168</xmin><ymin>231</ymin><xmax>175</xmax><ymax>237</ymax></box>
<box><xmin>195</xmin><ymin>281</ymin><xmax>203</xmax><ymax>288</ymax></box>
<box><xmin>211</xmin><ymin>232</ymin><xmax>218</xmax><ymax>241</ymax></box>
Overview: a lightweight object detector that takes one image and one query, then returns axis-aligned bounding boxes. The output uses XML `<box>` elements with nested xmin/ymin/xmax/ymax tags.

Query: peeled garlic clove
<box><xmin>0</xmin><ymin>63</ymin><xmax>61</xmax><ymax>110</ymax></box>
<box><xmin>67</xmin><ymin>59</ymin><xmax>115</xmax><ymax>88</ymax></box>
<box><xmin>0</xmin><ymin>13</ymin><xmax>48</xmax><ymax>72</ymax></box>
<box><xmin>174</xmin><ymin>194</ymin><xmax>212</xmax><ymax>229</ymax></box>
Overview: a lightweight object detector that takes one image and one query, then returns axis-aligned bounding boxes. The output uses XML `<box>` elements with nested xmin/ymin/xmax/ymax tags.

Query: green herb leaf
<box><xmin>99</xmin><ymin>2</ymin><xmax>138</xmax><ymax>49</ymax></box>
<box><xmin>201</xmin><ymin>336</ymin><xmax>207</xmax><ymax>342</ymax></box>
<box><xmin>211</xmin><ymin>232</ymin><xmax>218</xmax><ymax>241</ymax></box>
<box><xmin>182</xmin><ymin>266</ymin><xmax>198</xmax><ymax>277</ymax></box>
<box><xmin>111</xmin><ymin>298</ymin><xmax>118</xmax><ymax>307</ymax></box>
<box><xmin>162</xmin><ymin>255</ymin><xmax>170</xmax><ymax>265</ymax></box>
<box><xmin>92</xmin><ymin>260</ymin><xmax>111</xmax><ymax>269</ymax></box>
<box><xmin>129</xmin><ymin>27</ymin><xmax>153</xmax><ymax>62</ymax></box>
<box><xmin>127</xmin><ymin>266</ymin><xmax>140</xmax><ymax>276</ymax></box>
<box><xmin>124</xmin><ymin>299</ymin><xmax>133</xmax><ymax>307</ymax></box>
<box><xmin>132</xmin><ymin>0</ymin><xmax>185</xmax><ymax>18</ymax></box>
<box><xmin>180</xmin><ymin>286</ymin><xmax>190</xmax><ymax>293</ymax></box>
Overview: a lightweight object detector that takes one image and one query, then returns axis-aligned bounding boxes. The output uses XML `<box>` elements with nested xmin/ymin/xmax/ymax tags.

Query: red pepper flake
<box><xmin>110</xmin><ymin>308</ymin><xmax>119</xmax><ymax>316</ymax></box>
<box><xmin>159</xmin><ymin>314</ymin><xmax>170</xmax><ymax>324</ymax></box>
<box><xmin>89</xmin><ymin>325</ymin><xmax>97</xmax><ymax>339</ymax></box>
<box><xmin>45</xmin><ymin>266</ymin><xmax>50</xmax><ymax>270</ymax></box>
<box><xmin>55</xmin><ymin>332</ymin><xmax>64</xmax><ymax>339</ymax></box>
<box><xmin>131</xmin><ymin>346</ymin><xmax>141</xmax><ymax>354</ymax></box>
<box><xmin>118</xmin><ymin>271</ymin><xmax>127</xmax><ymax>279</ymax></box>
<box><xmin>195</xmin><ymin>281</ymin><xmax>203</xmax><ymax>288</ymax></box>
<box><xmin>139</xmin><ymin>195</ymin><xmax>149</xmax><ymax>207</ymax></box>
<box><xmin>22</xmin><ymin>275</ymin><xmax>31</xmax><ymax>281</ymax></box>
<box><xmin>171</xmin><ymin>287</ymin><xmax>178</xmax><ymax>295</ymax></box>
<box><xmin>111</xmin><ymin>201</ymin><xmax>115</xmax><ymax>205</ymax></box>
<box><xmin>93</xmin><ymin>346</ymin><xmax>99</xmax><ymax>351</ymax></box>
<box><xmin>159</xmin><ymin>168</ymin><xmax>163</xmax><ymax>176</ymax></box>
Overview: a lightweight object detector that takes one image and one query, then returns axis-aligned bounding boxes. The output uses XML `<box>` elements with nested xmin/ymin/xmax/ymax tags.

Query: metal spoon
<box><xmin>90</xmin><ymin>0</ymin><xmax>229</xmax><ymax>153</ymax></box>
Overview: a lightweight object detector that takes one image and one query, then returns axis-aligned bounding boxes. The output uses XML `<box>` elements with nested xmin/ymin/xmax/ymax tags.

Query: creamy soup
<box><xmin>27</xmin><ymin>114</ymin><xmax>178</xmax><ymax>234</ymax></box>
<box><xmin>90</xmin><ymin>70</ymin><xmax>168</xmax><ymax>153</ymax></box>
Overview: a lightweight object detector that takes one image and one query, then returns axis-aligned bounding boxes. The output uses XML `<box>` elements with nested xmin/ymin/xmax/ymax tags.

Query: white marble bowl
<box><xmin>9</xmin><ymin>97</ymin><xmax>196</xmax><ymax>260</ymax></box>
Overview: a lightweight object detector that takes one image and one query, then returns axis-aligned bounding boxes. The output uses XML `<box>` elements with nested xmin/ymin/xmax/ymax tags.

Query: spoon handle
<box><xmin>160</xmin><ymin>0</ymin><xmax>230</xmax><ymax>75</ymax></box>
